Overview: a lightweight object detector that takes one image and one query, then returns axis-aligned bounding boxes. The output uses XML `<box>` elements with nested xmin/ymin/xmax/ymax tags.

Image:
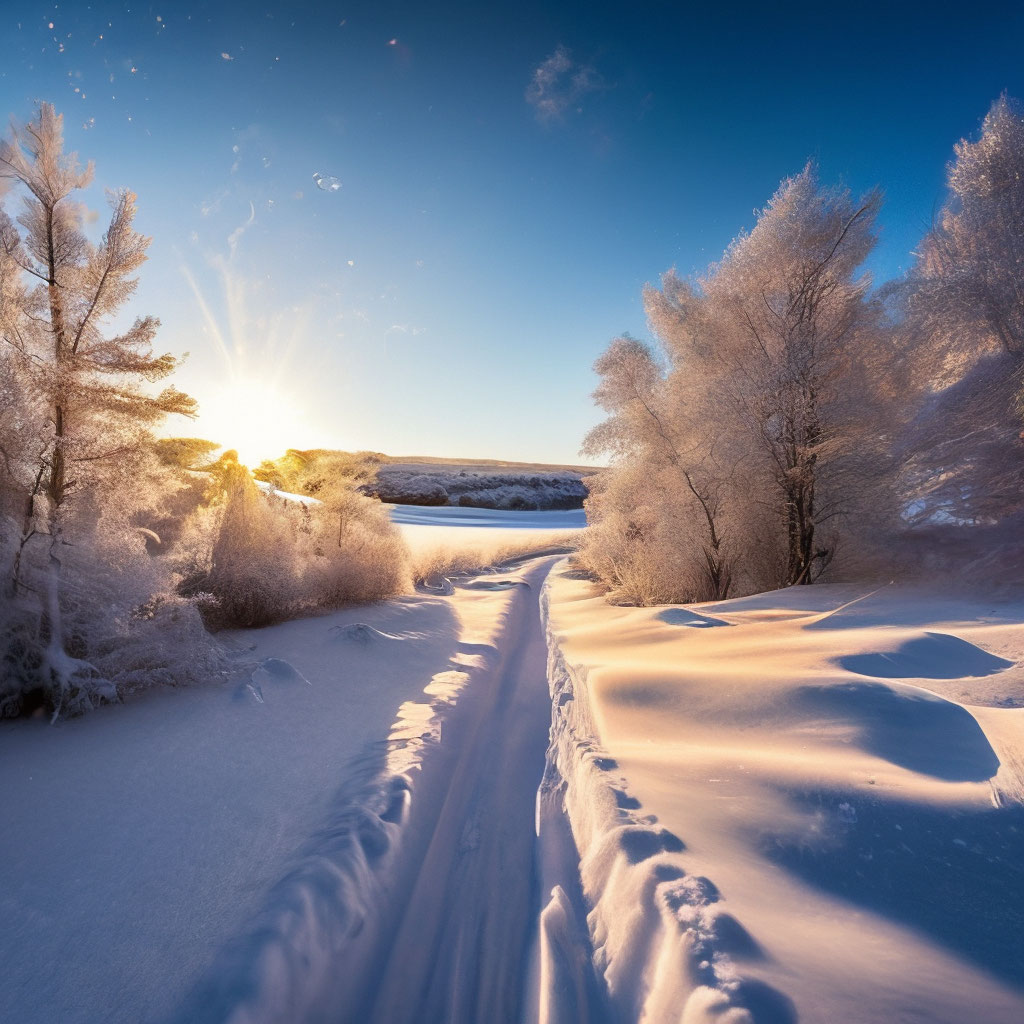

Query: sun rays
<box><xmin>180</xmin><ymin>240</ymin><xmax>317</xmax><ymax>466</ymax></box>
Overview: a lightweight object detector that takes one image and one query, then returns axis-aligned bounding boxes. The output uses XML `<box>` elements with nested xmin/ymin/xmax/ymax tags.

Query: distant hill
<box><xmin>366</xmin><ymin>459</ymin><xmax>599</xmax><ymax>511</ymax></box>
<box><xmin>251</xmin><ymin>449</ymin><xmax>603</xmax><ymax>511</ymax></box>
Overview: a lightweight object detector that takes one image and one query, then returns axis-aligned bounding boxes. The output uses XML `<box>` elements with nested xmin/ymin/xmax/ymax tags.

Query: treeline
<box><xmin>0</xmin><ymin>105</ymin><xmax>407</xmax><ymax>718</ymax></box>
<box><xmin>365</xmin><ymin>468</ymin><xmax>589</xmax><ymax>510</ymax></box>
<box><xmin>581</xmin><ymin>96</ymin><xmax>1024</xmax><ymax>604</ymax></box>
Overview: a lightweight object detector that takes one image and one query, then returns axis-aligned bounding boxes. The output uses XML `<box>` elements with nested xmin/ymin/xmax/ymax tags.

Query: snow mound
<box><xmin>839</xmin><ymin>631</ymin><xmax>1014</xmax><ymax>679</ymax></box>
<box><xmin>233</xmin><ymin>681</ymin><xmax>266</xmax><ymax>704</ymax></box>
<box><xmin>656</xmin><ymin>607</ymin><xmax>730</xmax><ymax>628</ymax></box>
<box><xmin>793</xmin><ymin>680</ymin><xmax>1000</xmax><ymax>782</ymax></box>
<box><xmin>538</xmin><ymin>574</ymin><xmax>788</xmax><ymax>1024</ymax></box>
<box><xmin>331</xmin><ymin>622</ymin><xmax>406</xmax><ymax>643</ymax></box>
<box><xmin>458</xmin><ymin>576</ymin><xmax>529</xmax><ymax>591</ymax></box>
<box><xmin>251</xmin><ymin>657</ymin><xmax>311</xmax><ymax>687</ymax></box>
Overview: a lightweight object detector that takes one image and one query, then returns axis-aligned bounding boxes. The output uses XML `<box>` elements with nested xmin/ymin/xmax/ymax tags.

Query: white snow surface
<box><xmin>4</xmin><ymin>525</ymin><xmax>1024</xmax><ymax>1024</ymax></box>
<box><xmin>0</xmin><ymin>527</ymin><xmax>563</xmax><ymax>1023</ymax></box>
<box><xmin>539</xmin><ymin>568</ymin><xmax>1024</xmax><ymax>1023</ymax></box>
<box><xmin>390</xmin><ymin>502</ymin><xmax>584</xmax><ymax>558</ymax></box>
<box><xmin>0</xmin><ymin>595</ymin><xmax>461</xmax><ymax>1023</ymax></box>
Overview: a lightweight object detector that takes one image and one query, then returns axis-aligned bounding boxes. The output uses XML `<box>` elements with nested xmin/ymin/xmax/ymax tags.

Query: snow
<box><xmin>390</xmin><ymin>501</ymin><xmax>585</xmax><ymax>557</ymax></box>
<box><xmin>253</xmin><ymin>480</ymin><xmax>320</xmax><ymax>505</ymax></box>
<box><xmin>389</xmin><ymin>503</ymin><xmax>587</xmax><ymax>531</ymax></box>
<box><xmin>0</xmin><ymin>596</ymin><xmax>461</xmax><ymax>1023</ymax></box>
<box><xmin>0</xmin><ymin>516</ymin><xmax>565</xmax><ymax>1023</ymax></box>
<box><xmin>540</xmin><ymin>568</ymin><xmax>1024</xmax><ymax>1023</ymax></box>
<box><xmin>3</xmin><ymin>520</ymin><xmax>1023</xmax><ymax>1023</ymax></box>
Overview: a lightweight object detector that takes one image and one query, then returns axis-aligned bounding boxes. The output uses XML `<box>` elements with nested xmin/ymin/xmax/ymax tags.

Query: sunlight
<box><xmin>179</xmin><ymin>252</ymin><xmax>322</xmax><ymax>468</ymax></box>
<box><xmin>196</xmin><ymin>376</ymin><xmax>309</xmax><ymax>467</ymax></box>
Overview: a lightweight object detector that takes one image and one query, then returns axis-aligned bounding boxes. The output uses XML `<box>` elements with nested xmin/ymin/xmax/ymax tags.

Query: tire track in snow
<box><xmin>350</xmin><ymin>555</ymin><xmax>560</xmax><ymax>1024</ymax></box>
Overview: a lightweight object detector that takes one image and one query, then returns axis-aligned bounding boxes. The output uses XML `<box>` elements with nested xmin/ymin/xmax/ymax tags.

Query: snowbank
<box><xmin>540</xmin><ymin>568</ymin><xmax>1024</xmax><ymax>1023</ymax></box>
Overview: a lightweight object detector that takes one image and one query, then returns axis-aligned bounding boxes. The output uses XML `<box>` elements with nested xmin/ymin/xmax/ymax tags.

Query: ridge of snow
<box><xmin>538</xmin><ymin>571</ymin><xmax>764</xmax><ymax>1024</ymax></box>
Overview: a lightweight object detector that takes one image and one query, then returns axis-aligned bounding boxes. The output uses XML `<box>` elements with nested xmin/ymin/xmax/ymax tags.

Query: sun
<box><xmin>195</xmin><ymin>377</ymin><xmax>311</xmax><ymax>468</ymax></box>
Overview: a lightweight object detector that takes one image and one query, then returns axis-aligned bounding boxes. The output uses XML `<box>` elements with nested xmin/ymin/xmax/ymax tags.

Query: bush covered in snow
<box><xmin>0</xmin><ymin>469</ymin><xmax>226</xmax><ymax>719</ymax></box>
<box><xmin>180</xmin><ymin>456</ymin><xmax>409</xmax><ymax>629</ymax></box>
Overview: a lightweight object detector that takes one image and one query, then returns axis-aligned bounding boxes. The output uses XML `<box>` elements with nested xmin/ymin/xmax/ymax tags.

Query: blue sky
<box><xmin>3</xmin><ymin>0</ymin><xmax>1023</xmax><ymax>465</ymax></box>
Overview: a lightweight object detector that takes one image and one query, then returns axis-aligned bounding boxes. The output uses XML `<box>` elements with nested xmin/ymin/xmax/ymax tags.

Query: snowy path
<box><xmin>0</xmin><ymin>504</ymin><xmax>588</xmax><ymax>1024</ymax></box>
<box><xmin>347</xmin><ymin>555</ymin><xmax>556</xmax><ymax>1023</ymax></box>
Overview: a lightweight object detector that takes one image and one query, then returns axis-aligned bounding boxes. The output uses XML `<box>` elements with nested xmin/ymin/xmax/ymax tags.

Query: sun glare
<box><xmin>197</xmin><ymin>377</ymin><xmax>310</xmax><ymax>468</ymax></box>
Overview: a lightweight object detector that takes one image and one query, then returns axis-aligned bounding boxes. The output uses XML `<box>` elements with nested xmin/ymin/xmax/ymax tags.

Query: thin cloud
<box><xmin>526</xmin><ymin>45</ymin><xmax>601</xmax><ymax>124</ymax></box>
<box><xmin>227</xmin><ymin>201</ymin><xmax>255</xmax><ymax>258</ymax></box>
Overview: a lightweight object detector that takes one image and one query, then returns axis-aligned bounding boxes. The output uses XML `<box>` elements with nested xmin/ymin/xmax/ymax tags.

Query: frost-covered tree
<box><xmin>0</xmin><ymin>103</ymin><xmax>197</xmax><ymax>714</ymax></box>
<box><xmin>896</xmin><ymin>95</ymin><xmax>1024</xmax><ymax>525</ymax></box>
<box><xmin>692</xmin><ymin>166</ymin><xmax>893</xmax><ymax>585</ymax></box>
<box><xmin>582</xmin><ymin>336</ymin><xmax>736</xmax><ymax>602</ymax></box>
<box><xmin>583</xmin><ymin>166</ymin><xmax>898</xmax><ymax>603</ymax></box>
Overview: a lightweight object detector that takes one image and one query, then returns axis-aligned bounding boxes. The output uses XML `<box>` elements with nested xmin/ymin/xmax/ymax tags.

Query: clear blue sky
<box><xmin>3</xmin><ymin>0</ymin><xmax>1023</xmax><ymax>464</ymax></box>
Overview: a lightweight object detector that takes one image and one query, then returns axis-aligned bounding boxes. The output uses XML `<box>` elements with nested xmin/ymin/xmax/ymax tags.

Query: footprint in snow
<box><xmin>232</xmin><ymin>681</ymin><xmax>265</xmax><ymax>704</ymax></box>
<box><xmin>459</xmin><ymin>578</ymin><xmax>529</xmax><ymax>591</ymax></box>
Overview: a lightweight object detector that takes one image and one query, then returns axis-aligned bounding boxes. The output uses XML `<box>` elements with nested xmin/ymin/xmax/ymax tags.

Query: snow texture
<box><xmin>540</xmin><ymin>568</ymin><xmax>1024</xmax><ymax>1023</ymax></box>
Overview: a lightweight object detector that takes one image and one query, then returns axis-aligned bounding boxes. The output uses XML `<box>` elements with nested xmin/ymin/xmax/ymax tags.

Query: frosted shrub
<box><xmin>185</xmin><ymin>457</ymin><xmax>410</xmax><ymax>629</ymax></box>
<box><xmin>0</xmin><ymin>493</ymin><xmax>226</xmax><ymax>719</ymax></box>
<box><xmin>195</xmin><ymin>460</ymin><xmax>305</xmax><ymax>628</ymax></box>
<box><xmin>409</xmin><ymin>533</ymin><xmax>578</xmax><ymax>588</ymax></box>
<box><xmin>303</xmin><ymin>493</ymin><xmax>410</xmax><ymax>606</ymax></box>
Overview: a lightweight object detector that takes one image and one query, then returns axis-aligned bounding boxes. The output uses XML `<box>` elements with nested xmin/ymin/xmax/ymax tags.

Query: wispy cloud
<box><xmin>526</xmin><ymin>45</ymin><xmax>601</xmax><ymax>124</ymax></box>
<box><xmin>227</xmin><ymin>201</ymin><xmax>255</xmax><ymax>258</ymax></box>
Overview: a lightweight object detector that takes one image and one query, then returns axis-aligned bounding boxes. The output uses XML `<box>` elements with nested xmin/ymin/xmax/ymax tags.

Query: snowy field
<box><xmin>389</xmin><ymin>504</ymin><xmax>587</xmax><ymax>530</ymax></box>
<box><xmin>390</xmin><ymin>502</ymin><xmax>585</xmax><ymax>555</ymax></box>
<box><xmin>541</xmin><ymin>568</ymin><xmax>1024</xmax><ymax>1023</ymax></box>
<box><xmin>2</xmin><ymin>508</ymin><xmax>1022</xmax><ymax>1024</ymax></box>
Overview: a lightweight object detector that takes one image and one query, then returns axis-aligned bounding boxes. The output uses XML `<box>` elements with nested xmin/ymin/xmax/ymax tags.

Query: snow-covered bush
<box><xmin>181</xmin><ymin>456</ymin><xmax>410</xmax><ymax>629</ymax></box>
<box><xmin>303</xmin><ymin>497</ymin><xmax>411</xmax><ymax>607</ymax></box>
<box><xmin>0</xmin><ymin>479</ymin><xmax>226</xmax><ymax>719</ymax></box>
<box><xmin>410</xmin><ymin>532</ymin><xmax>578</xmax><ymax>588</ymax></box>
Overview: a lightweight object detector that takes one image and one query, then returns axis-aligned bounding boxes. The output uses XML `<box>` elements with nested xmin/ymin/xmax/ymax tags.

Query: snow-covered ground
<box><xmin>0</xmin><ymin>509</ymin><xmax>566</xmax><ymax>1024</ymax></box>
<box><xmin>0</xmin><ymin>594</ymin><xmax>464</xmax><ymax>1023</ymax></box>
<box><xmin>390</xmin><ymin>504</ymin><xmax>587</xmax><ymax>531</ymax></box>
<box><xmin>540</xmin><ymin>568</ymin><xmax>1024</xmax><ymax>1023</ymax></box>
<box><xmin>390</xmin><ymin>502</ymin><xmax>585</xmax><ymax>555</ymax></box>
<box><xmin>3</xmin><ymin>514</ymin><xmax>1022</xmax><ymax>1024</ymax></box>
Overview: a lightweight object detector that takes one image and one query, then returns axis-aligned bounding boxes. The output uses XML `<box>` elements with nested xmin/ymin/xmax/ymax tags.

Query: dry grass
<box><xmin>410</xmin><ymin>532</ymin><xmax>579</xmax><ymax>587</ymax></box>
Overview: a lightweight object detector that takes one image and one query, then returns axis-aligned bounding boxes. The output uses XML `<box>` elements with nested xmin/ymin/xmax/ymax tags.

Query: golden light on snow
<box><xmin>197</xmin><ymin>376</ymin><xmax>308</xmax><ymax>468</ymax></box>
